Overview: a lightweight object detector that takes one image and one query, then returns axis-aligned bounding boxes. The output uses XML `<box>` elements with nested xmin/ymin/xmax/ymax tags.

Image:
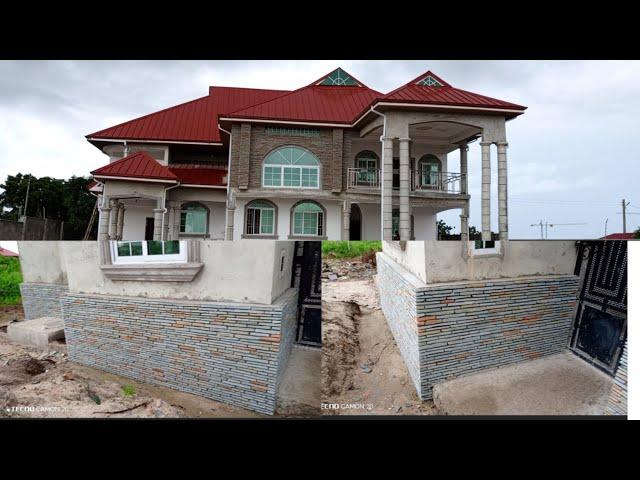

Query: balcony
<box><xmin>411</xmin><ymin>171</ymin><xmax>465</xmax><ymax>194</ymax></box>
<box><xmin>347</xmin><ymin>168</ymin><xmax>465</xmax><ymax>195</ymax></box>
<box><xmin>347</xmin><ymin>168</ymin><xmax>381</xmax><ymax>189</ymax></box>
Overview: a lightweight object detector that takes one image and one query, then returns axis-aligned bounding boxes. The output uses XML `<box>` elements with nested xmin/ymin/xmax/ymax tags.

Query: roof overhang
<box><xmin>367</xmin><ymin>101</ymin><xmax>526</xmax><ymax>121</ymax></box>
<box><xmin>219</xmin><ymin>116</ymin><xmax>351</xmax><ymax>128</ymax></box>
<box><xmin>92</xmin><ymin>175</ymin><xmax>179</xmax><ymax>184</ymax></box>
<box><xmin>87</xmin><ymin>137</ymin><xmax>224</xmax><ymax>147</ymax></box>
<box><xmin>179</xmin><ymin>184</ymin><xmax>227</xmax><ymax>189</ymax></box>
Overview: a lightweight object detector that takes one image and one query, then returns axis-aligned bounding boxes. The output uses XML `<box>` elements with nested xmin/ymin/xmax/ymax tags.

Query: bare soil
<box><xmin>0</xmin><ymin>305</ymin><xmax>24</xmax><ymax>329</ymax></box>
<box><xmin>0</xmin><ymin>332</ymin><xmax>307</xmax><ymax>418</ymax></box>
<box><xmin>321</xmin><ymin>258</ymin><xmax>437</xmax><ymax>415</ymax></box>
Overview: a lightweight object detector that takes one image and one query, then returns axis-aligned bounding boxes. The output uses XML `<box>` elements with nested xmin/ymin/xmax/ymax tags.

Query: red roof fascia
<box><xmin>91</xmin><ymin>151</ymin><xmax>178</xmax><ymax>182</ymax></box>
<box><xmin>168</xmin><ymin>164</ymin><xmax>227</xmax><ymax>187</ymax></box>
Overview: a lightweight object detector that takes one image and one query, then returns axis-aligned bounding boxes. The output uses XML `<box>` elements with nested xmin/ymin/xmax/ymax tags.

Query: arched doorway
<box><xmin>349</xmin><ymin>204</ymin><xmax>362</xmax><ymax>240</ymax></box>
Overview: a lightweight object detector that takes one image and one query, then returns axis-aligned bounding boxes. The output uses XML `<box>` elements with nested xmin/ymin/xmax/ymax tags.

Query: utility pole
<box><xmin>604</xmin><ymin>218</ymin><xmax>608</xmax><ymax>237</ymax></box>
<box><xmin>531</xmin><ymin>220</ymin><xmax>588</xmax><ymax>239</ymax></box>
<box><xmin>530</xmin><ymin>220</ymin><xmax>544</xmax><ymax>239</ymax></box>
<box><xmin>622</xmin><ymin>198</ymin><xmax>630</xmax><ymax>233</ymax></box>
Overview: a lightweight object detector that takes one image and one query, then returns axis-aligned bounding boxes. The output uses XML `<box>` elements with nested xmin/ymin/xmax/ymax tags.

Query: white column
<box><xmin>97</xmin><ymin>206</ymin><xmax>111</xmax><ymax>241</ymax></box>
<box><xmin>381</xmin><ymin>136</ymin><xmax>394</xmax><ymax>241</ymax></box>
<box><xmin>497</xmin><ymin>141</ymin><xmax>509</xmax><ymax>242</ymax></box>
<box><xmin>225</xmin><ymin>190</ymin><xmax>235</xmax><ymax>240</ymax></box>
<box><xmin>342</xmin><ymin>200</ymin><xmax>351</xmax><ymax>240</ymax></box>
<box><xmin>108</xmin><ymin>199</ymin><xmax>119</xmax><ymax>240</ymax></box>
<box><xmin>166</xmin><ymin>203</ymin><xmax>175</xmax><ymax>241</ymax></box>
<box><xmin>480</xmin><ymin>141</ymin><xmax>492</xmax><ymax>241</ymax></box>
<box><xmin>460</xmin><ymin>143</ymin><xmax>468</xmax><ymax>195</ymax></box>
<box><xmin>116</xmin><ymin>204</ymin><xmax>125</xmax><ymax>240</ymax></box>
<box><xmin>399</xmin><ymin>137</ymin><xmax>410</xmax><ymax>241</ymax></box>
<box><xmin>153</xmin><ymin>205</ymin><xmax>164</xmax><ymax>241</ymax></box>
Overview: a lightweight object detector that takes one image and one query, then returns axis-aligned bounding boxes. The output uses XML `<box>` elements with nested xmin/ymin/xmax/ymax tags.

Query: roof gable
<box><xmin>314</xmin><ymin>68</ymin><xmax>363</xmax><ymax>87</ymax></box>
<box><xmin>91</xmin><ymin>151</ymin><xmax>178</xmax><ymax>182</ymax></box>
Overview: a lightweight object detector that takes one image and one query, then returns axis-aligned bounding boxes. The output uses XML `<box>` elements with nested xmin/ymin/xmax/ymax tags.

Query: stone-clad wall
<box><xmin>376</xmin><ymin>253</ymin><xmax>421</xmax><ymax>394</ymax></box>
<box><xmin>416</xmin><ymin>275</ymin><xmax>579</xmax><ymax>399</ymax></box>
<box><xmin>605</xmin><ymin>340</ymin><xmax>627</xmax><ymax>415</ymax></box>
<box><xmin>61</xmin><ymin>289</ymin><xmax>298</xmax><ymax>415</ymax></box>
<box><xmin>20</xmin><ymin>283</ymin><xmax>68</xmax><ymax>320</ymax></box>
<box><xmin>376</xmin><ymin>252</ymin><xmax>580</xmax><ymax>400</ymax></box>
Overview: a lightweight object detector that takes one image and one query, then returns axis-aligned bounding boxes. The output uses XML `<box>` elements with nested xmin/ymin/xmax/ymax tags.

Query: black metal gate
<box><xmin>291</xmin><ymin>241</ymin><xmax>321</xmax><ymax>346</ymax></box>
<box><xmin>570</xmin><ymin>240</ymin><xmax>627</xmax><ymax>375</ymax></box>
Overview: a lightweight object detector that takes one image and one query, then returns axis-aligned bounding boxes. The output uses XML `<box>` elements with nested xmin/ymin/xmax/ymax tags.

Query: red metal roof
<box><xmin>0</xmin><ymin>247</ymin><xmax>18</xmax><ymax>257</ymax></box>
<box><xmin>91</xmin><ymin>151</ymin><xmax>178</xmax><ymax>182</ymax></box>
<box><xmin>381</xmin><ymin>70</ymin><xmax>527</xmax><ymax>112</ymax></box>
<box><xmin>601</xmin><ymin>233</ymin><xmax>635</xmax><ymax>240</ymax></box>
<box><xmin>168</xmin><ymin>164</ymin><xmax>227</xmax><ymax>187</ymax></box>
<box><xmin>224</xmin><ymin>69</ymin><xmax>382</xmax><ymax>124</ymax></box>
<box><xmin>87</xmin><ymin>87</ymin><xmax>289</xmax><ymax>144</ymax></box>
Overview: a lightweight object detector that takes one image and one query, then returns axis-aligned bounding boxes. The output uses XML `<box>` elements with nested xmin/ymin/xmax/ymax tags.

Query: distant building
<box><xmin>0</xmin><ymin>247</ymin><xmax>18</xmax><ymax>257</ymax></box>
<box><xmin>601</xmin><ymin>233</ymin><xmax>634</xmax><ymax>240</ymax></box>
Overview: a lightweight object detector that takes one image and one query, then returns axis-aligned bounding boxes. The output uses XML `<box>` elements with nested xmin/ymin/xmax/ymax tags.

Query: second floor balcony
<box><xmin>347</xmin><ymin>168</ymin><xmax>466</xmax><ymax>195</ymax></box>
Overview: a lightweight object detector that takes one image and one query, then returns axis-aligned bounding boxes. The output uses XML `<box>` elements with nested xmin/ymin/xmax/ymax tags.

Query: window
<box><xmin>292</xmin><ymin>201</ymin><xmax>324</xmax><ymax>237</ymax></box>
<box><xmin>111</xmin><ymin>240</ymin><xmax>187</xmax><ymax>264</ymax></box>
<box><xmin>317</xmin><ymin>68</ymin><xmax>360</xmax><ymax>86</ymax></box>
<box><xmin>416</xmin><ymin>75</ymin><xmax>443</xmax><ymax>87</ymax></box>
<box><xmin>246</xmin><ymin>200</ymin><xmax>276</xmax><ymax>236</ymax></box>
<box><xmin>180</xmin><ymin>202</ymin><xmax>208</xmax><ymax>234</ymax></box>
<box><xmin>355</xmin><ymin>151</ymin><xmax>378</xmax><ymax>184</ymax></box>
<box><xmin>263</xmin><ymin>147</ymin><xmax>320</xmax><ymax>189</ymax></box>
<box><xmin>419</xmin><ymin>154</ymin><xmax>440</xmax><ymax>187</ymax></box>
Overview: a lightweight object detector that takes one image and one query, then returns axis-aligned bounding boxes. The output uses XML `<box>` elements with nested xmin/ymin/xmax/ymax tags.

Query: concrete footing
<box><xmin>7</xmin><ymin>317</ymin><xmax>65</xmax><ymax>349</ymax></box>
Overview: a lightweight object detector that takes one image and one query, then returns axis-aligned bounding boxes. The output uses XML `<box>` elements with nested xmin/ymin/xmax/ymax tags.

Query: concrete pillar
<box><xmin>480</xmin><ymin>141</ymin><xmax>492</xmax><ymax>241</ymax></box>
<box><xmin>399</xmin><ymin>137</ymin><xmax>410</xmax><ymax>241</ymax></box>
<box><xmin>167</xmin><ymin>201</ymin><xmax>180</xmax><ymax>241</ymax></box>
<box><xmin>497</xmin><ymin>142</ymin><xmax>509</xmax><ymax>242</ymax></box>
<box><xmin>342</xmin><ymin>200</ymin><xmax>351</xmax><ymax>240</ymax></box>
<box><xmin>98</xmin><ymin>206</ymin><xmax>111</xmax><ymax>241</ymax></box>
<box><xmin>381</xmin><ymin>136</ymin><xmax>394</xmax><ymax>241</ymax></box>
<box><xmin>153</xmin><ymin>207</ymin><xmax>164</xmax><ymax>241</ymax></box>
<box><xmin>108</xmin><ymin>199</ymin><xmax>119</xmax><ymax>240</ymax></box>
<box><xmin>460</xmin><ymin>143</ymin><xmax>468</xmax><ymax>195</ymax></box>
<box><xmin>225</xmin><ymin>207</ymin><xmax>235</xmax><ymax>240</ymax></box>
<box><xmin>460</xmin><ymin>201</ymin><xmax>470</xmax><ymax>258</ymax></box>
<box><xmin>116</xmin><ymin>204</ymin><xmax>125</xmax><ymax>240</ymax></box>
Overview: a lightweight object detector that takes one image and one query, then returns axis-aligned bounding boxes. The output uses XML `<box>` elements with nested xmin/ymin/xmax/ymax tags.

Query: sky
<box><xmin>0</xmin><ymin>60</ymin><xmax>639</xmax><ymax>239</ymax></box>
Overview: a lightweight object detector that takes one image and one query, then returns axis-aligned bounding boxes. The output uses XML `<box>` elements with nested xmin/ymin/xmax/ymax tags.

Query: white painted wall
<box><xmin>383</xmin><ymin>240</ymin><xmax>578</xmax><ymax>284</ymax></box>
<box><xmin>412</xmin><ymin>207</ymin><xmax>438</xmax><ymax>240</ymax></box>
<box><xmin>121</xmin><ymin>204</ymin><xmax>151</xmax><ymax>240</ymax></box>
<box><xmin>234</xmin><ymin>198</ymin><xmax>341</xmax><ymax>240</ymax></box>
<box><xmin>17</xmin><ymin>242</ymin><xmax>68</xmax><ymax>284</ymax></box>
<box><xmin>356</xmin><ymin>203</ymin><xmax>381</xmax><ymax>240</ymax></box>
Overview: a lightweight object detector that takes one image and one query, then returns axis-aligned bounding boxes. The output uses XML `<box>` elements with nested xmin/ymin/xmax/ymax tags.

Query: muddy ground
<box><xmin>0</xmin><ymin>305</ymin><xmax>24</xmax><ymax>327</ymax></box>
<box><xmin>0</xmin><ymin>331</ymin><xmax>312</xmax><ymax>419</ymax></box>
<box><xmin>321</xmin><ymin>256</ymin><xmax>437</xmax><ymax>415</ymax></box>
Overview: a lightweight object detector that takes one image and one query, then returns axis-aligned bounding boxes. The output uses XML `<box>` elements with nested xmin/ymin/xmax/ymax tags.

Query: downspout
<box><xmin>370</xmin><ymin>106</ymin><xmax>386</xmax><ymax>242</ymax></box>
<box><xmin>218</xmin><ymin>124</ymin><xmax>233</xmax><ymax>238</ymax></box>
<box><xmin>161</xmin><ymin>183</ymin><xmax>180</xmax><ymax>241</ymax></box>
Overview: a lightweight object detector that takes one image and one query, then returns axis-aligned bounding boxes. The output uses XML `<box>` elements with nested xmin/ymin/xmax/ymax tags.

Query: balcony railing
<box><xmin>412</xmin><ymin>171</ymin><xmax>465</xmax><ymax>194</ymax></box>
<box><xmin>347</xmin><ymin>168</ymin><xmax>465</xmax><ymax>194</ymax></box>
<box><xmin>347</xmin><ymin>168</ymin><xmax>381</xmax><ymax>189</ymax></box>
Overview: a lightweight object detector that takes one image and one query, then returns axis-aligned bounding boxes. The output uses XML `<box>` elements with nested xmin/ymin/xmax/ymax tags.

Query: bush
<box><xmin>321</xmin><ymin>241</ymin><xmax>382</xmax><ymax>259</ymax></box>
<box><xmin>0</xmin><ymin>257</ymin><xmax>22</xmax><ymax>305</ymax></box>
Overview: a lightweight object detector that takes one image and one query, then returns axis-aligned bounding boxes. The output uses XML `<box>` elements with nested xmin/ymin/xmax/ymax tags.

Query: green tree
<box><xmin>437</xmin><ymin>219</ymin><xmax>453</xmax><ymax>239</ymax></box>
<box><xmin>634</xmin><ymin>226</ymin><xmax>640</xmax><ymax>240</ymax></box>
<box><xmin>0</xmin><ymin>173</ymin><xmax>97</xmax><ymax>239</ymax></box>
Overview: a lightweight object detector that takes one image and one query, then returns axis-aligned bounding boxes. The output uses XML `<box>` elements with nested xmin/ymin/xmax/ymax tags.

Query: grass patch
<box><xmin>0</xmin><ymin>257</ymin><xmax>22</xmax><ymax>306</ymax></box>
<box><xmin>121</xmin><ymin>385</ymin><xmax>136</xmax><ymax>397</ymax></box>
<box><xmin>322</xmin><ymin>241</ymin><xmax>382</xmax><ymax>259</ymax></box>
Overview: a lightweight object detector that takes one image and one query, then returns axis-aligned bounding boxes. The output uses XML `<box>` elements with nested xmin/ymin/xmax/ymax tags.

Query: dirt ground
<box><xmin>0</xmin><ymin>331</ymin><xmax>312</xmax><ymax>418</ymax></box>
<box><xmin>0</xmin><ymin>305</ymin><xmax>24</xmax><ymax>328</ymax></box>
<box><xmin>321</xmin><ymin>257</ymin><xmax>437</xmax><ymax>415</ymax></box>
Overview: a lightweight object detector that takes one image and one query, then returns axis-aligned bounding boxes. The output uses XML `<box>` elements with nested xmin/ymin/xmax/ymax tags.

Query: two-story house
<box><xmin>87</xmin><ymin>68</ymin><xmax>526</xmax><ymax>242</ymax></box>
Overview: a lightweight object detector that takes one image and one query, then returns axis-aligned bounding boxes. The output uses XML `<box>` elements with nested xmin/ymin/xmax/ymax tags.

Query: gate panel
<box><xmin>290</xmin><ymin>241</ymin><xmax>321</xmax><ymax>346</ymax></box>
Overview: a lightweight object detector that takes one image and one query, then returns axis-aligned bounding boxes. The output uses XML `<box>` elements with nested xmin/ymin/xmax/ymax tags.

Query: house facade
<box><xmin>87</xmin><ymin>68</ymin><xmax>526</xmax><ymax>242</ymax></box>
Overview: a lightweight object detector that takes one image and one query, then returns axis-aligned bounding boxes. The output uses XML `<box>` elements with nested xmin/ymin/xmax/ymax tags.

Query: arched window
<box><xmin>355</xmin><ymin>151</ymin><xmax>379</xmax><ymax>186</ymax></box>
<box><xmin>418</xmin><ymin>154</ymin><xmax>441</xmax><ymax>188</ymax></box>
<box><xmin>291</xmin><ymin>201</ymin><xmax>325</xmax><ymax>237</ymax></box>
<box><xmin>263</xmin><ymin>146</ymin><xmax>320</xmax><ymax>189</ymax></box>
<box><xmin>245</xmin><ymin>200</ymin><xmax>277</xmax><ymax>236</ymax></box>
<box><xmin>180</xmin><ymin>202</ymin><xmax>209</xmax><ymax>235</ymax></box>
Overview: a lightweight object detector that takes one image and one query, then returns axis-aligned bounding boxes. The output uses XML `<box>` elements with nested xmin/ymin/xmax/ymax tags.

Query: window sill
<box><xmin>241</xmin><ymin>234</ymin><xmax>278</xmax><ymax>239</ymax></box>
<box><xmin>287</xmin><ymin>235</ymin><xmax>328</xmax><ymax>240</ymax></box>
<box><xmin>179</xmin><ymin>233</ymin><xmax>210</xmax><ymax>238</ymax></box>
<box><xmin>100</xmin><ymin>262</ymin><xmax>204</xmax><ymax>282</ymax></box>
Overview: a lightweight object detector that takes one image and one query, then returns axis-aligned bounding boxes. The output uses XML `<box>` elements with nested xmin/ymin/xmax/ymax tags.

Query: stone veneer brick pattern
<box><xmin>20</xmin><ymin>282</ymin><xmax>69</xmax><ymax>320</ymax></box>
<box><xmin>61</xmin><ymin>289</ymin><xmax>298</xmax><ymax>415</ymax></box>
<box><xmin>605</xmin><ymin>340</ymin><xmax>627</xmax><ymax>415</ymax></box>
<box><xmin>376</xmin><ymin>253</ymin><xmax>580</xmax><ymax>400</ymax></box>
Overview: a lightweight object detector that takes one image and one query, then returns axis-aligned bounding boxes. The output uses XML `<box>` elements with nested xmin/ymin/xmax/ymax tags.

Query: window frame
<box><xmin>418</xmin><ymin>154</ymin><xmax>441</xmax><ymax>187</ymax></box>
<box><xmin>262</xmin><ymin>146</ymin><xmax>321</xmax><ymax>190</ymax></box>
<box><xmin>290</xmin><ymin>200</ymin><xmax>326</xmax><ymax>238</ymax></box>
<box><xmin>180</xmin><ymin>202</ymin><xmax>210</xmax><ymax>236</ymax></box>
<box><xmin>110</xmin><ymin>240</ymin><xmax>188</xmax><ymax>265</ymax></box>
<box><xmin>244</xmin><ymin>200</ymin><xmax>278</xmax><ymax>237</ymax></box>
<box><xmin>355</xmin><ymin>150</ymin><xmax>379</xmax><ymax>184</ymax></box>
